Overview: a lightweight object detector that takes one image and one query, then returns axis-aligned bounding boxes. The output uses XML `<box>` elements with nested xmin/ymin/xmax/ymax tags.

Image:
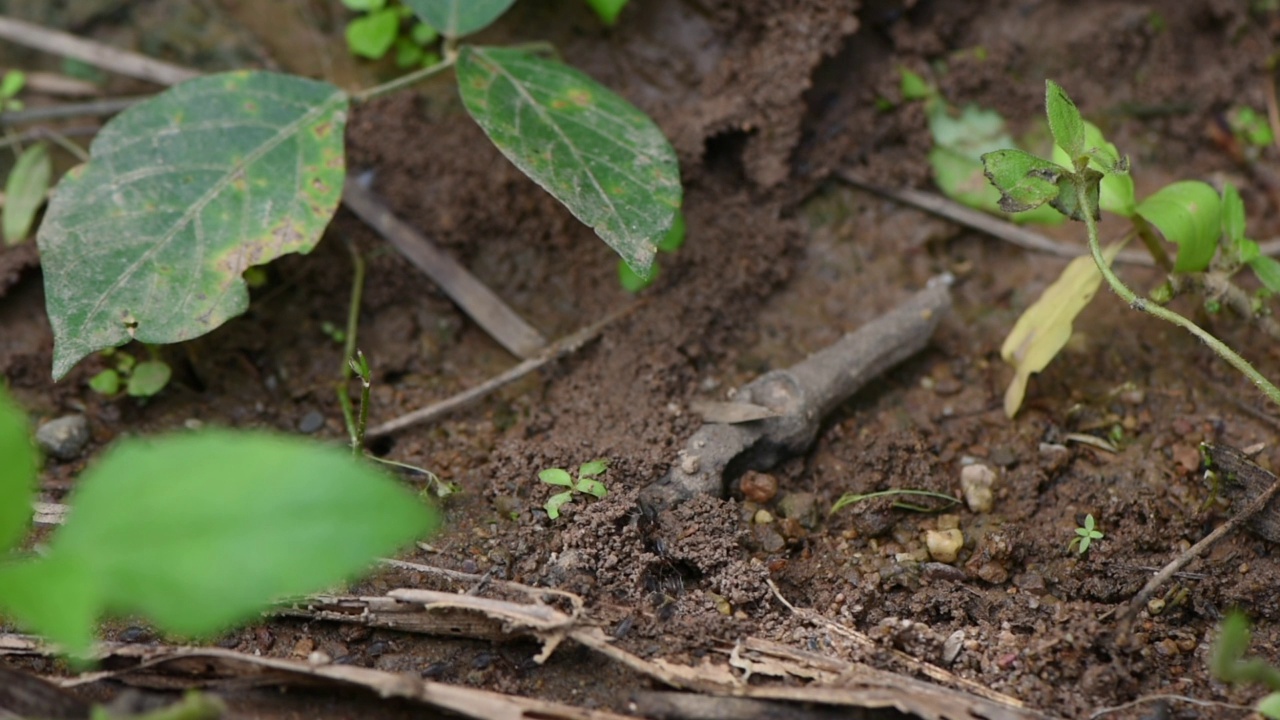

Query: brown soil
<box><xmin>5</xmin><ymin>0</ymin><xmax>1280</xmax><ymax>718</ymax></box>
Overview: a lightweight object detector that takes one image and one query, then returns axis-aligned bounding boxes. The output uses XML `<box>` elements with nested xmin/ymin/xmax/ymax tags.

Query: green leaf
<box><xmin>0</xmin><ymin>387</ymin><xmax>37</xmax><ymax>553</ymax></box>
<box><xmin>410</xmin><ymin>21</ymin><xmax>438</xmax><ymax>46</ymax></box>
<box><xmin>980</xmin><ymin>149</ymin><xmax>1065</xmax><ymax>214</ymax></box>
<box><xmin>1000</xmin><ymin>243</ymin><xmax>1123</xmax><ymax>417</ymax></box>
<box><xmin>126</xmin><ymin>360</ymin><xmax>171</xmax><ymax>397</ymax></box>
<box><xmin>456</xmin><ymin>47</ymin><xmax>682</xmax><ymax>276</ymax></box>
<box><xmin>345</xmin><ymin>8</ymin><xmax>400</xmax><ymax>59</ymax></box>
<box><xmin>394</xmin><ymin>38</ymin><xmax>424</xmax><ymax>68</ymax></box>
<box><xmin>618</xmin><ymin>258</ymin><xmax>656</xmax><ymax>292</ymax></box>
<box><xmin>1250</xmin><ymin>256</ymin><xmax>1280</xmax><ymax>294</ymax></box>
<box><xmin>657</xmin><ymin>211</ymin><xmax>685</xmax><ymax>252</ymax></box>
<box><xmin>578</xmin><ymin>458</ymin><xmax>609</xmax><ymax>478</ymax></box>
<box><xmin>0</xmin><ymin>554</ymin><xmax>98</xmax><ymax>656</ymax></box>
<box><xmin>88</xmin><ymin>368</ymin><xmax>121</xmax><ymax>395</ymax></box>
<box><xmin>1045</xmin><ymin>80</ymin><xmax>1086</xmax><ymax>166</ymax></box>
<box><xmin>341</xmin><ymin>0</ymin><xmax>386</xmax><ymax>10</ymax></box>
<box><xmin>38</xmin><ymin>430</ymin><xmax>435</xmax><ymax>650</ymax></box>
<box><xmin>403</xmin><ymin>0</ymin><xmax>516</xmax><ymax>38</ymax></box>
<box><xmin>1136</xmin><ymin>180</ymin><xmax>1221</xmax><ymax>273</ymax></box>
<box><xmin>37</xmin><ymin>71</ymin><xmax>349</xmax><ymax>380</ymax></box>
<box><xmin>0</xmin><ymin>70</ymin><xmax>25</xmax><ymax>100</ymax></box>
<box><xmin>3</xmin><ymin>142</ymin><xmax>52</xmax><ymax>245</ymax></box>
<box><xmin>899</xmin><ymin>68</ymin><xmax>931</xmax><ymax>101</ymax></box>
<box><xmin>584</xmin><ymin>0</ymin><xmax>629</xmax><ymax>25</ymax></box>
<box><xmin>575</xmin><ymin>477</ymin><xmax>608</xmax><ymax>499</ymax></box>
<box><xmin>538</xmin><ymin>468</ymin><xmax>574</xmax><ymax>487</ymax></box>
<box><xmin>1259</xmin><ymin>692</ymin><xmax>1280</xmax><ymax>719</ymax></box>
<box><xmin>1222</xmin><ymin>182</ymin><xmax>1246</xmax><ymax>245</ymax></box>
<box><xmin>1048</xmin><ymin>167</ymin><xmax>1102</xmax><ymax>223</ymax></box>
<box><xmin>1049</xmin><ymin>120</ymin><xmax>1135</xmax><ymax>217</ymax></box>
<box><xmin>545</xmin><ymin>490</ymin><xmax>573</xmax><ymax>519</ymax></box>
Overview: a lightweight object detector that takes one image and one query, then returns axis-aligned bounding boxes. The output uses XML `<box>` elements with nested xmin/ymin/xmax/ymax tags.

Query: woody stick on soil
<box><xmin>639</xmin><ymin>275</ymin><xmax>953</xmax><ymax>512</ymax></box>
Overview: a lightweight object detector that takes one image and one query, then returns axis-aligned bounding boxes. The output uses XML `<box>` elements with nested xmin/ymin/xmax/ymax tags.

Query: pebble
<box><xmin>777</xmin><ymin>491</ymin><xmax>820</xmax><ymax>530</ymax></box>
<box><xmin>925</xmin><ymin>528</ymin><xmax>964</xmax><ymax>563</ymax></box>
<box><xmin>739</xmin><ymin>471</ymin><xmax>779</xmax><ymax>503</ymax></box>
<box><xmin>1038</xmin><ymin>443</ymin><xmax>1070</xmax><ymax>473</ymax></box>
<box><xmin>36</xmin><ymin>414</ymin><xmax>90</xmax><ymax>460</ymax></box>
<box><xmin>298</xmin><ymin>410</ymin><xmax>326</xmax><ymax>434</ymax></box>
<box><xmin>941</xmin><ymin>630</ymin><xmax>965</xmax><ymax>665</ymax></box>
<box><xmin>753</xmin><ymin>509</ymin><xmax>774</xmax><ymax>524</ymax></box>
<box><xmin>960</xmin><ymin>464</ymin><xmax>996</xmax><ymax>513</ymax></box>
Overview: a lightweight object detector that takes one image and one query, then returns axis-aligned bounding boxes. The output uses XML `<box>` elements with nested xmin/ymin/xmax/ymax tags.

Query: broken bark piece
<box><xmin>1202</xmin><ymin>442</ymin><xmax>1280</xmax><ymax>543</ymax></box>
<box><xmin>639</xmin><ymin>276</ymin><xmax>953</xmax><ymax>513</ymax></box>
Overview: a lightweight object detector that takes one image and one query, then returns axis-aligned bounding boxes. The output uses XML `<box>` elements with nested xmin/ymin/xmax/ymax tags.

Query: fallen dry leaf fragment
<box><xmin>1001</xmin><ymin>243</ymin><xmax>1123</xmax><ymax>417</ymax></box>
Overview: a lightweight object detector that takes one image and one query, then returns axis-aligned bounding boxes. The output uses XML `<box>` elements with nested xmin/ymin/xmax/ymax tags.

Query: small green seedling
<box><xmin>1210</xmin><ymin>611</ymin><xmax>1280</xmax><ymax>719</ymax></box>
<box><xmin>1227</xmin><ymin>105</ymin><xmax>1275</xmax><ymax>150</ymax></box>
<box><xmin>88</xmin><ymin>347</ymin><xmax>172</xmax><ymax>398</ymax></box>
<box><xmin>983</xmin><ymin>80</ymin><xmax>1280</xmax><ymax>417</ymax></box>
<box><xmin>539</xmin><ymin>459</ymin><xmax>609</xmax><ymax>519</ymax></box>
<box><xmin>1068</xmin><ymin>514</ymin><xmax>1103</xmax><ymax>555</ymax></box>
<box><xmin>342</xmin><ymin>0</ymin><xmax>441</xmax><ymax>68</ymax></box>
<box><xmin>584</xmin><ymin>0</ymin><xmax>630</xmax><ymax>25</ymax></box>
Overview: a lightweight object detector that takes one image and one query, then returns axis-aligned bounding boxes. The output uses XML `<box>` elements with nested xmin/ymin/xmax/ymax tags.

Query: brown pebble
<box><xmin>739</xmin><ymin>471</ymin><xmax>779</xmax><ymax>503</ymax></box>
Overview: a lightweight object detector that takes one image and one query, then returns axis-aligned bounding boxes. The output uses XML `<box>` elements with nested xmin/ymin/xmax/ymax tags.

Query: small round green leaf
<box><xmin>545</xmin><ymin>491</ymin><xmax>573</xmax><ymax>519</ymax></box>
<box><xmin>1259</xmin><ymin>692</ymin><xmax>1280</xmax><ymax>720</ymax></box>
<box><xmin>345</xmin><ymin>8</ymin><xmax>400</xmax><ymax>60</ymax></box>
<box><xmin>0</xmin><ymin>70</ymin><xmax>25</xmax><ymax>100</ymax></box>
<box><xmin>0</xmin><ymin>387</ymin><xmax>37</xmax><ymax>553</ymax></box>
<box><xmin>88</xmin><ymin>368</ymin><xmax>121</xmax><ymax>395</ymax></box>
<box><xmin>403</xmin><ymin>0</ymin><xmax>516</xmax><ymax>38</ymax></box>
<box><xmin>457</xmin><ymin>47</ymin><xmax>681</xmax><ymax>276</ymax></box>
<box><xmin>44</xmin><ymin>430</ymin><xmax>437</xmax><ymax>642</ymax></box>
<box><xmin>584</xmin><ymin>0</ymin><xmax>630</xmax><ymax>25</ymax></box>
<box><xmin>3</xmin><ymin>142</ymin><xmax>52</xmax><ymax>245</ymax></box>
<box><xmin>125</xmin><ymin>360</ymin><xmax>171</xmax><ymax>397</ymax></box>
<box><xmin>576</xmin><ymin>478</ymin><xmax>608</xmax><ymax>499</ymax></box>
<box><xmin>37</xmin><ymin>71</ymin><xmax>349</xmax><ymax>380</ymax></box>
<box><xmin>1136</xmin><ymin>180</ymin><xmax>1221</xmax><ymax>273</ymax></box>
<box><xmin>538</xmin><ymin>468</ymin><xmax>574</xmax><ymax>487</ymax></box>
<box><xmin>577</xmin><ymin>458</ymin><xmax>609</xmax><ymax>478</ymax></box>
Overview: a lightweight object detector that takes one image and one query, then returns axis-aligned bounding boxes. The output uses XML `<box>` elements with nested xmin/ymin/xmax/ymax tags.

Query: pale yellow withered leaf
<box><xmin>1001</xmin><ymin>242</ymin><xmax>1123</xmax><ymax>417</ymax></box>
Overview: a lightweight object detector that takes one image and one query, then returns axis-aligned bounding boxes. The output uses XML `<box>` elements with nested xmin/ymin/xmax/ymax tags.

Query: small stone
<box><xmin>36</xmin><ymin>414</ymin><xmax>90</xmax><ymax>461</ymax></box>
<box><xmin>1038</xmin><ymin>443</ymin><xmax>1070</xmax><ymax>473</ymax></box>
<box><xmin>753</xmin><ymin>524</ymin><xmax>786</xmax><ymax>553</ymax></box>
<box><xmin>298</xmin><ymin>410</ymin><xmax>326</xmax><ymax>434</ymax></box>
<box><xmin>753</xmin><ymin>509</ymin><xmax>774</xmax><ymax>524</ymax></box>
<box><xmin>936</xmin><ymin>513</ymin><xmax>960</xmax><ymax>531</ymax></box>
<box><xmin>989</xmin><ymin>446</ymin><xmax>1017</xmax><ymax>467</ymax></box>
<box><xmin>1013</xmin><ymin>572</ymin><xmax>1046</xmax><ymax>596</ymax></box>
<box><xmin>739</xmin><ymin>471</ymin><xmax>779</xmax><ymax>503</ymax></box>
<box><xmin>976</xmin><ymin>561</ymin><xmax>1008</xmax><ymax>584</ymax></box>
<box><xmin>1147</xmin><ymin>598</ymin><xmax>1165</xmax><ymax>616</ymax></box>
<box><xmin>941</xmin><ymin>630</ymin><xmax>965</xmax><ymax>665</ymax></box>
<box><xmin>925</xmin><ymin>528</ymin><xmax>964</xmax><ymax>563</ymax></box>
<box><xmin>777</xmin><ymin>492</ymin><xmax>820</xmax><ymax>530</ymax></box>
<box><xmin>960</xmin><ymin>464</ymin><xmax>996</xmax><ymax>513</ymax></box>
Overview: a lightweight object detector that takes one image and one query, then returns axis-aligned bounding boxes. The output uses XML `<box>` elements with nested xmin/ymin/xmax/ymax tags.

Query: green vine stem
<box><xmin>352</xmin><ymin>56</ymin><xmax>456</xmax><ymax>104</ymax></box>
<box><xmin>1077</xmin><ymin>181</ymin><xmax>1280</xmax><ymax>409</ymax></box>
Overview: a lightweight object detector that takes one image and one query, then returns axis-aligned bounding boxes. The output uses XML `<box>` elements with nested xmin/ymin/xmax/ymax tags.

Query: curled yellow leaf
<box><xmin>1001</xmin><ymin>243</ymin><xmax>1123</xmax><ymax>417</ymax></box>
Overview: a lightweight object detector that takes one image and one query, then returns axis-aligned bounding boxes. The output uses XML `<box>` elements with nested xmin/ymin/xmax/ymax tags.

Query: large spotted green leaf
<box><xmin>37</xmin><ymin>71</ymin><xmax>348</xmax><ymax>380</ymax></box>
<box><xmin>456</xmin><ymin>46</ymin><xmax>681</xmax><ymax>276</ymax></box>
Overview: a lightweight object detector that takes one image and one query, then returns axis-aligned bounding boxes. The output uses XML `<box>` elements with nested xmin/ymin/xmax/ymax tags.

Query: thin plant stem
<box><xmin>352</xmin><ymin>57</ymin><xmax>456</xmax><ymax>104</ymax></box>
<box><xmin>40</xmin><ymin>127</ymin><xmax>89</xmax><ymax>163</ymax></box>
<box><xmin>1077</xmin><ymin>181</ymin><xmax>1280</xmax><ymax>409</ymax></box>
<box><xmin>352</xmin><ymin>352</ymin><xmax>371</xmax><ymax>458</ymax></box>
<box><xmin>337</xmin><ymin>238</ymin><xmax>367</xmax><ymax>448</ymax></box>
